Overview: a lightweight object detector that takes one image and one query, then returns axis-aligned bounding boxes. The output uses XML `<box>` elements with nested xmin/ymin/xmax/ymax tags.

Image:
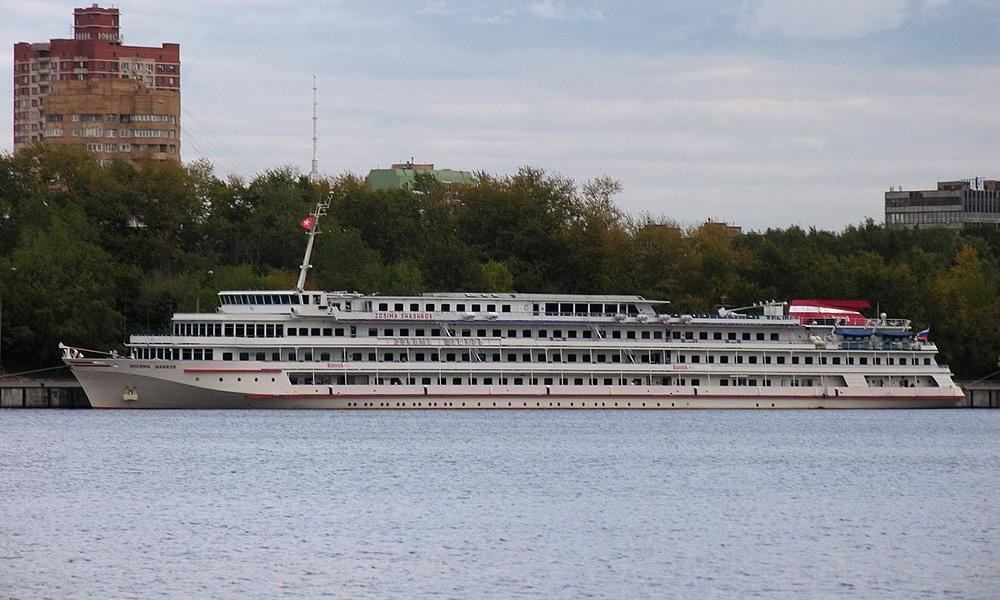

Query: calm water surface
<box><xmin>1</xmin><ymin>409</ymin><xmax>998</xmax><ymax>599</ymax></box>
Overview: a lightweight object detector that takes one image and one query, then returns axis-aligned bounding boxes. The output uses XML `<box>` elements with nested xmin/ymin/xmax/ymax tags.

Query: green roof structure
<box><xmin>366</xmin><ymin>162</ymin><xmax>476</xmax><ymax>191</ymax></box>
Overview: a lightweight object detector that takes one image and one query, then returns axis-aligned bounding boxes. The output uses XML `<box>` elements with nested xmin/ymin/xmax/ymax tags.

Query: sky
<box><xmin>2</xmin><ymin>0</ymin><xmax>999</xmax><ymax>230</ymax></box>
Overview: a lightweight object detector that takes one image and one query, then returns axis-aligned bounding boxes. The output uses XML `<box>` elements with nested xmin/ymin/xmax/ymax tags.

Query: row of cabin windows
<box><xmin>177</xmin><ymin>323</ymin><xmax>785</xmax><ymax>342</ymax></box>
<box><xmin>136</xmin><ymin>346</ymin><xmax>934</xmax><ymax>367</ymax></box>
<box><xmin>377</xmin><ymin>301</ymin><xmax>513</xmax><ymax>313</ymax></box>
<box><xmin>137</xmin><ymin>347</ymin><xmax>214</xmax><ymax>360</ymax></box>
<box><xmin>285</xmin><ymin>374</ymin><xmax>824</xmax><ymax>387</ymax></box>
<box><xmin>372</xmin><ymin>302</ymin><xmax>642</xmax><ymax>316</ymax></box>
<box><xmin>221</xmin><ymin>294</ymin><xmax>302</xmax><ymax>306</ymax></box>
<box><xmin>676</xmin><ymin>354</ymin><xmax>929</xmax><ymax>366</ymax></box>
<box><xmin>175</xmin><ymin>323</ymin><xmax>284</xmax><ymax>338</ymax></box>
<box><xmin>290</xmin><ymin>374</ymin><xmax>689</xmax><ymax>386</ymax></box>
<box><xmin>674</xmin><ymin>331</ymin><xmax>781</xmax><ymax>341</ymax></box>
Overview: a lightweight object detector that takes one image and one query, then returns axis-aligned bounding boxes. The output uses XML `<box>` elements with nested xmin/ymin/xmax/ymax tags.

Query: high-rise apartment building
<box><xmin>12</xmin><ymin>4</ymin><xmax>180</xmax><ymax>161</ymax></box>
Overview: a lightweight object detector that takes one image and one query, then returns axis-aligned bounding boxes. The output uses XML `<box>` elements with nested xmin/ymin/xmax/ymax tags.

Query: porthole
<box><xmin>218</xmin><ymin>377</ymin><xmax>223</xmax><ymax>382</ymax></box>
<box><xmin>195</xmin><ymin>377</ymin><xmax>200</xmax><ymax>381</ymax></box>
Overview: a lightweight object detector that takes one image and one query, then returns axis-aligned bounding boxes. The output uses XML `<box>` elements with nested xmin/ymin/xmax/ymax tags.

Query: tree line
<box><xmin>1</xmin><ymin>145</ymin><xmax>998</xmax><ymax>377</ymax></box>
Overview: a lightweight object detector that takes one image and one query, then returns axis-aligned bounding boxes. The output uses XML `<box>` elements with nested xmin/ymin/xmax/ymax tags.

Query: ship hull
<box><xmin>68</xmin><ymin>360</ymin><xmax>965</xmax><ymax>410</ymax></box>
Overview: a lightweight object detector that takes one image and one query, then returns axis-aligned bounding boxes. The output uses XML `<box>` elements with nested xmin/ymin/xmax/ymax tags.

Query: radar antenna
<box><xmin>295</xmin><ymin>195</ymin><xmax>331</xmax><ymax>292</ymax></box>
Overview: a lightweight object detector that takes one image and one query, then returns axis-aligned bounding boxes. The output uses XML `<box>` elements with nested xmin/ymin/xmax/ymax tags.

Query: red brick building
<box><xmin>12</xmin><ymin>4</ymin><xmax>180</xmax><ymax>158</ymax></box>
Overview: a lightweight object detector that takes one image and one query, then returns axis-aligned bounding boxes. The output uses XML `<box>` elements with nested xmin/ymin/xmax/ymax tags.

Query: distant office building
<box><xmin>12</xmin><ymin>4</ymin><xmax>180</xmax><ymax>161</ymax></box>
<box><xmin>885</xmin><ymin>179</ymin><xmax>1000</xmax><ymax>229</ymax></box>
<box><xmin>366</xmin><ymin>161</ymin><xmax>476</xmax><ymax>191</ymax></box>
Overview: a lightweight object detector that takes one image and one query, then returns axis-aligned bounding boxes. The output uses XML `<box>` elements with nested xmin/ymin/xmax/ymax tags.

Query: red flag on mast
<box><xmin>298</xmin><ymin>215</ymin><xmax>316</xmax><ymax>232</ymax></box>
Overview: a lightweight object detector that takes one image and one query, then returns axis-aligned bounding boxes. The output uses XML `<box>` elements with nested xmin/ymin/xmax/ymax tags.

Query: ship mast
<box><xmin>295</xmin><ymin>197</ymin><xmax>330</xmax><ymax>292</ymax></box>
<box><xmin>310</xmin><ymin>75</ymin><xmax>319</xmax><ymax>183</ymax></box>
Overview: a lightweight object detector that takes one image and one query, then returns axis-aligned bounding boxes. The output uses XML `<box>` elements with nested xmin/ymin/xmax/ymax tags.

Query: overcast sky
<box><xmin>3</xmin><ymin>1</ymin><xmax>999</xmax><ymax>230</ymax></box>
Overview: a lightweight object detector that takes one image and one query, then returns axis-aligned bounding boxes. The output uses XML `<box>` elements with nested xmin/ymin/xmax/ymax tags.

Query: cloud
<box><xmin>745</xmin><ymin>0</ymin><xmax>928</xmax><ymax>39</ymax></box>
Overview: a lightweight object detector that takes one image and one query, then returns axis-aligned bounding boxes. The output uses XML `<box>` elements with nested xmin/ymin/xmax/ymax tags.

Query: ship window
<box><xmin>265</xmin><ymin>325</ymin><xmax>275</xmax><ymax>337</ymax></box>
<box><xmin>627</xmin><ymin>331</ymin><xmax>636</xmax><ymax>339</ymax></box>
<box><xmin>424</xmin><ymin>303</ymin><xmax>435</xmax><ymax>311</ymax></box>
<box><xmin>474</xmin><ymin>329</ymin><xmax>484</xmax><ymax>337</ymax></box>
<box><xmin>399</xmin><ymin>328</ymin><xmax>409</xmax><ymax>337</ymax></box>
<box><xmin>393</xmin><ymin>303</ymin><xmax>403</xmax><ymax>311</ymax></box>
<box><xmin>699</xmin><ymin>331</ymin><xmax>708</xmax><ymax>340</ymax></box>
<box><xmin>692</xmin><ymin>378</ymin><xmax>700</xmax><ymax>386</ymax></box>
<box><xmin>384</xmin><ymin>328</ymin><xmax>394</xmax><ymax>336</ymax></box>
<box><xmin>224</xmin><ymin>324</ymin><xmax>234</xmax><ymax>336</ymax></box>
<box><xmin>575</xmin><ymin>303</ymin><xmax>587</xmax><ymax>314</ymax></box>
<box><xmin>742</xmin><ymin>333</ymin><xmax>751</xmax><ymax>341</ymax></box>
<box><xmin>714</xmin><ymin>332</ymin><xmax>722</xmax><ymax>340</ymax></box>
<box><xmin>522</xmin><ymin>330</ymin><xmax>532</xmax><ymax>338</ymax></box>
<box><xmin>777</xmin><ymin>356</ymin><xmax>786</xmax><ymax>364</ymax></box>
<box><xmin>569</xmin><ymin>330</ymin><xmax>578</xmax><ymax>339</ymax></box>
<box><xmin>483</xmin><ymin>377</ymin><xmax>493</xmax><ymax>385</ymax></box>
<box><xmin>568</xmin><ymin>354</ymin><xmax>577</xmax><ymax>363</ymax></box>
<box><xmin>671</xmin><ymin>331</ymin><xmax>681</xmax><ymax>339</ymax></box>
<box><xmin>899</xmin><ymin>357</ymin><xmax>907</xmax><ymax>365</ymax></box>
<box><xmin>583</xmin><ymin>331</ymin><xmax>592</xmax><ymax>339</ymax></box>
<box><xmin>492</xmin><ymin>329</ymin><xmax>501</xmax><ymax>337</ymax></box>
<box><xmin>545</xmin><ymin>303</ymin><xmax>558</xmax><ymax>315</ymax></box>
<box><xmin>502</xmin><ymin>305</ymin><xmax>511</xmax><ymax>313</ymax></box>
<box><xmin>378</xmin><ymin>303</ymin><xmax>388</xmax><ymax>311</ymax></box>
<box><xmin>507</xmin><ymin>330</ymin><xmax>516</xmax><ymax>338</ymax></box>
<box><xmin>255</xmin><ymin>352</ymin><xmax>265</xmax><ymax>361</ymax></box>
<box><xmin>456</xmin><ymin>304</ymin><xmax>465</xmax><ymax>311</ymax></box>
<box><xmin>487</xmin><ymin>304</ymin><xmax>496</xmax><ymax>312</ymax></box>
<box><xmin>193</xmin><ymin>349</ymin><xmax>203</xmax><ymax>360</ymax></box>
<box><xmin>720</xmin><ymin>356</ymin><xmax>729</xmax><ymax>364</ymax></box>
<box><xmin>832</xmin><ymin>357</ymin><xmax>841</xmax><ymax>365</ymax></box>
<box><xmin>627</xmin><ymin>305</ymin><xmax>639</xmax><ymax>315</ymax></box>
<box><xmin>544</xmin><ymin>378</ymin><xmax>554</xmax><ymax>385</ymax></box>
<box><xmin>538</xmin><ymin>330</ymin><xmax>548</xmax><ymax>338</ymax></box>
<box><xmin>291</xmin><ymin>296</ymin><xmax>300</xmax><ymax>304</ymax></box>
<box><xmin>859</xmin><ymin>357</ymin><xmax>868</xmax><ymax>365</ymax></box>
<box><xmin>560</xmin><ymin>303</ymin><xmax>572</xmax><ymax>314</ymax></box>
<box><xmin>537</xmin><ymin>354</ymin><xmax>546</xmax><ymax>362</ymax></box>
<box><xmin>805</xmin><ymin>357</ymin><xmax>813</xmax><ymax>365</ymax></box>
<box><xmin>235</xmin><ymin>324</ymin><xmax>245</xmax><ymax>336</ymax></box>
<box><xmin>553</xmin><ymin>330</ymin><xmax>563</xmax><ymax>338</ymax></box>
<box><xmin>413</xmin><ymin>329</ymin><xmax>424</xmax><ymax>336</ymax></box>
<box><xmin>691</xmin><ymin>355</ymin><xmax>701</xmax><ymax>363</ymax></box>
<box><xmin>264</xmin><ymin>295</ymin><xmax>273</xmax><ymax>305</ymax></box>
<box><xmin>792</xmin><ymin>356</ymin><xmax>800</xmax><ymax>364</ymax></box>
<box><xmin>441</xmin><ymin>303</ymin><xmax>450</xmax><ymax>312</ymax></box>
<box><xmin>770</xmin><ymin>333</ymin><xmax>779</xmax><ymax>341</ymax></box>
<box><xmin>765</xmin><ymin>356</ymin><xmax>772</xmax><ymax>364</ymax></box>
<box><xmin>182</xmin><ymin>349</ymin><xmax>192</xmax><ymax>360</ymax></box>
<box><xmin>334</xmin><ymin>328</ymin><xmax>343</xmax><ymax>336</ymax></box>
<box><xmin>507</xmin><ymin>353</ymin><xmax>517</xmax><ymax>362</ymax></box>
<box><xmin>612</xmin><ymin>331</ymin><xmax>621</xmax><ymax>339</ymax></box>
<box><xmin>410</xmin><ymin>303</ymin><xmax>419</xmax><ymax>311</ymax></box>
<box><xmin>320</xmin><ymin>352</ymin><xmax>330</xmax><ymax>361</ymax></box>
<box><xmin>654</xmin><ymin>331</ymin><xmax>662</xmax><ymax>339</ymax></box>
<box><xmin>749</xmin><ymin>356</ymin><xmax>758</xmax><ymax>364</ymax></box>
<box><xmin>708</xmin><ymin>355</ymin><xmax>715</xmax><ymax>364</ymax></box>
<box><xmin>222</xmin><ymin>352</ymin><xmax>232</xmax><ymax>361</ymax></box>
<box><xmin>721</xmin><ymin>379</ymin><xmax>729</xmax><ymax>386</ymax></box>
<box><xmin>641</xmin><ymin>331</ymin><xmax>650</xmax><ymax>339</ymax></box>
<box><xmin>469</xmin><ymin>304</ymin><xmax>479</xmax><ymax>312</ymax></box>
<box><xmin>756</xmin><ymin>333</ymin><xmax>765</xmax><ymax>341</ymax></box>
<box><xmin>611</xmin><ymin>354</ymin><xmax>621</xmax><ymax>363</ymax></box>
<box><xmin>728</xmin><ymin>332</ymin><xmax>737</xmax><ymax>340</ymax></box>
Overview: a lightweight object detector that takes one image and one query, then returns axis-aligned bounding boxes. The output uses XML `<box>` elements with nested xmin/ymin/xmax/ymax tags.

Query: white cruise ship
<box><xmin>62</xmin><ymin>202</ymin><xmax>964</xmax><ymax>409</ymax></box>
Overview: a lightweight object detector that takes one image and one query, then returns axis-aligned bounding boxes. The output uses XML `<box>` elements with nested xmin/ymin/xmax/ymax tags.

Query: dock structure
<box><xmin>960</xmin><ymin>381</ymin><xmax>1000</xmax><ymax>408</ymax></box>
<box><xmin>0</xmin><ymin>379</ymin><xmax>89</xmax><ymax>408</ymax></box>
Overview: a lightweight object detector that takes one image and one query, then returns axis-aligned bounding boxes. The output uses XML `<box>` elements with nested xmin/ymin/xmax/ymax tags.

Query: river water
<box><xmin>1</xmin><ymin>409</ymin><xmax>998</xmax><ymax>599</ymax></box>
